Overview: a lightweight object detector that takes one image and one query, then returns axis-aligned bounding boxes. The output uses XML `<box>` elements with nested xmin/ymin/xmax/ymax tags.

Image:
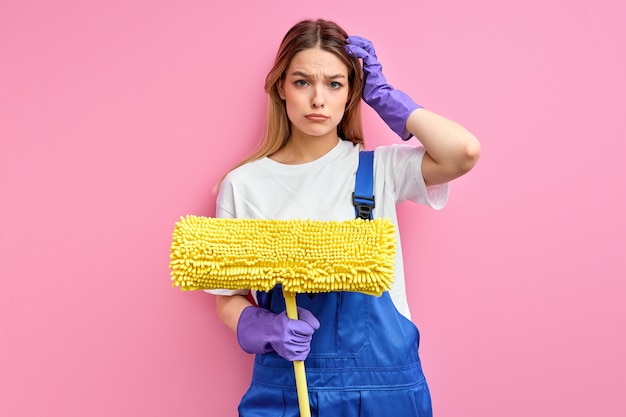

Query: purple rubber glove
<box><xmin>236</xmin><ymin>306</ymin><xmax>320</xmax><ymax>361</ymax></box>
<box><xmin>346</xmin><ymin>36</ymin><xmax>423</xmax><ymax>140</ymax></box>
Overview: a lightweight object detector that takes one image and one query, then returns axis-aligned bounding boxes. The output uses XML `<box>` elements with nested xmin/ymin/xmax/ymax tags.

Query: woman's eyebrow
<box><xmin>290</xmin><ymin>70</ymin><xmax>347</xmax><ymax>80</ymax></box>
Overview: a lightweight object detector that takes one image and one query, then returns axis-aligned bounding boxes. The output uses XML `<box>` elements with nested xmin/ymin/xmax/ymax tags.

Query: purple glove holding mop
<box><xmin>346</xmin><ymin>36</ymin><xmax>423</xmax><ymax>140</ymax></box>
<box><xmin>237</xmin><ymin>305</ymin><xmax>320</xmax><ymax>361</ymax></box>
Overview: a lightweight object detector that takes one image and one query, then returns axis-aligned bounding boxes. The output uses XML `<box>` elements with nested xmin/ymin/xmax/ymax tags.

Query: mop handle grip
<box><xmin>284</xmin><ymin>291</ymin><xmax>311</xmax><ymax>417</ymax></box>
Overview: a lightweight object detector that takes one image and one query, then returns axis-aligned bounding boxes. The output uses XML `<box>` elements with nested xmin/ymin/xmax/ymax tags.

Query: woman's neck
<box><xmin>269</xmin><ymin>131</ymin><xmax>339</xmax><ymax>165</ymax></box>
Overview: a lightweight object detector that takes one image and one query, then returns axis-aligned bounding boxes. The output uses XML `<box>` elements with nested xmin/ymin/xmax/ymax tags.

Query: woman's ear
<box><xmin>277</xmin><ymin>78</ymin><xmax>286</xmax><ymax>100</ymax></box>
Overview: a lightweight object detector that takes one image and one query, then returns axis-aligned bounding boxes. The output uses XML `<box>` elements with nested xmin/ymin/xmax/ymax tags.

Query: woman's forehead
<box><xmin>286</xmin><ymin>48</ymin><xmax>348</xmax><ymax>78</ymax></box>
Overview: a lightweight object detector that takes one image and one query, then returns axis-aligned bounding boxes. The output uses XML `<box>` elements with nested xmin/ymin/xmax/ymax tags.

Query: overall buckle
<box><xmin>352</xmin><ymin>192</ymin><xmax>375</xmax><ymax>220</ymax></box>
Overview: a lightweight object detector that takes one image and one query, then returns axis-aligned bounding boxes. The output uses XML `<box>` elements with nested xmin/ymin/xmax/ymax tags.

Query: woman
<box><xmin>210</xmin><ymin>18</ymin><xmax>480</xmax><ymax>416</ymax></box>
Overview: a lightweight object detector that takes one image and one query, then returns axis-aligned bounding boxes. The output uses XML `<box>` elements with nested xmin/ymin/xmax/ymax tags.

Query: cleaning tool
<box><xmin>169</xmin><ymin>215</ymin><xmax>396</xmax><ymax>417</ymax></box>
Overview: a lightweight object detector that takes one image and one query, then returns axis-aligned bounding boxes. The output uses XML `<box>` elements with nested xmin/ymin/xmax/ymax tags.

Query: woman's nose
<box><xmin>311</xmin><ymin>87</ymin><xmax>325</xmax><ymax>108</ymax></box>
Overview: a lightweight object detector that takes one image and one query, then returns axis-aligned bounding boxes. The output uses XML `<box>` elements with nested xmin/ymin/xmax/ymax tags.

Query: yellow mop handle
<box><xmin>283</xmin><ymin>290</ymin><xmax>311</xmax><ymax>417</ymax></box>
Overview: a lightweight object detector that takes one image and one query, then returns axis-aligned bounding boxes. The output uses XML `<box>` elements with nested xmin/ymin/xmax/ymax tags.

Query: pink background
<box><xmin>2</xmin><ymin>0</ymin><xmax>625</xmax><ymax>416</ymax></box>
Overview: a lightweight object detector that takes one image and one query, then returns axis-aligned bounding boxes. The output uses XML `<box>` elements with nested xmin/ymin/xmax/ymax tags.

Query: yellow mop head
<box><xmin>169</xmin><ymin>215</ymin><xmax>396</xmax><ymax>296</ymax></box>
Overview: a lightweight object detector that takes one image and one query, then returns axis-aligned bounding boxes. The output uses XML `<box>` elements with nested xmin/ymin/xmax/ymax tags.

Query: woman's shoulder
<box><xmin>372</xmin><ymin>143</ymin><xmax>426</xmax><ymax>162</ymax></box>
<box><xmin>221</xmin><ymin>157</ymin><xmax>268</xmax><ymax>184</ymax></box>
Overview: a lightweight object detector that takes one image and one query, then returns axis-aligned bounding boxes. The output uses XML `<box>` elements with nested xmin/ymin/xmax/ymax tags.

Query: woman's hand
<box><xmin>237</xmin><ymin>306</ymin><xmax>320</xmax><ymax>361</ymax></box>
<box><xmin>346</xmin><ymin>36</ymin><xmax>422</xmax><ymax>140</ymax></box>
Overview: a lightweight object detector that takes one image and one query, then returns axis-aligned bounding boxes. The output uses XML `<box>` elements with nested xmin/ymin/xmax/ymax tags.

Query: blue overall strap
<box><xmin>353</xmin><ymin>150</ymin><xmax>375</xmax><ymax>220</ymax></box>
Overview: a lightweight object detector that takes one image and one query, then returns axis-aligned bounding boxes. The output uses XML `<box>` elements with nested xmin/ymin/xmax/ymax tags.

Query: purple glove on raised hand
<box><xmin>345</xmin><ymin>36</ymin><xmax>422</xmax><ymax>140</ymax></box>
<box><xmin>237</xmin><ymin>305</ymin><xmax>320</xmax><ymax>361</ymax></box>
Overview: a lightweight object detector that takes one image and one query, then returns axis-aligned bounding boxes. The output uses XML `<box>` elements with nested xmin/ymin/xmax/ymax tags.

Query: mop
<box><xmin>169</xmin><ymin>215</ymin><xmax>396</xmax><ymax>417</ymax></box>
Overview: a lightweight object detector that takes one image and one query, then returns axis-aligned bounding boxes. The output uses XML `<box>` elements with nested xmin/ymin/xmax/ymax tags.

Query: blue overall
<box><xmin>238</xmin><ymin>152</ymin><xmax>433</xmax><ymax>417</ymax></box>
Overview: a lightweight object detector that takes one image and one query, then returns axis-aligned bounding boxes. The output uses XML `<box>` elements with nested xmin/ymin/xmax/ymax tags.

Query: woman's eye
<box><xmin>295</xmin><ymin>80</ymin><xmax>308</xmax><ymax>87</ymax></box>
<box><xmin>329</xmin><ymin>81</ymin><xmax>342</xmax><ymax>89</ymax></box>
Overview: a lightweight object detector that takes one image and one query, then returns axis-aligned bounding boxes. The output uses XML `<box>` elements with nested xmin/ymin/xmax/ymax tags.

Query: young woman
<box><xmin>210</xmin><ymin>19</ymin><xmax>480</xmax><ymax>417</ymax></box>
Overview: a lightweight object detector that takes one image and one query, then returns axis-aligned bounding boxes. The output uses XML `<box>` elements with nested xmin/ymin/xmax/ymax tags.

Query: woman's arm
<box><xmin>215</xmin><ymin>294</ymin><xmax>253</xmax><ymax>333</ymax></box>
<box><xmin>345</xmin><ymin>36</ymin><xmax>481</xmax><ymax>185</ymax></box>
<box><xmin>406</xmin><ymin>108</ymin><xmax>480</xmax><ymax>186</ymax></box>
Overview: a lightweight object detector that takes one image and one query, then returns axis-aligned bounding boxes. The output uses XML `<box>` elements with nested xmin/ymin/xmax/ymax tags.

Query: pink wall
<box><xmin>1</xmin><ymin>1</ymin><xmax>625</xmax><ymax>416</ymax></box>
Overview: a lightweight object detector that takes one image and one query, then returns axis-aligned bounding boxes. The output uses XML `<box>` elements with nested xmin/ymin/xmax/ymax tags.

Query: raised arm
<box><xmin>346</xmin><ymin>36</ymin><xmax>480</xmax><ymax>186</ymax></box>
<box><xmin>406</xmin><ymin>108</ymin><xmax>480</xmax><ymax>186</ymax></box>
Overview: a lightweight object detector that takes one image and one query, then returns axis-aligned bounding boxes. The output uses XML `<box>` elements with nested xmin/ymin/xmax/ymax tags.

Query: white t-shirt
<box><xmin>208</xmin><ymin>139</ymin><xmax>448</xmax><ymax>319</ymax></box>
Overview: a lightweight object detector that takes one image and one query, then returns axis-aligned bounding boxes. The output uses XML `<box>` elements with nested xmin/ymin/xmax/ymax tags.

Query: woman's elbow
<box><xmin>443</xmin><ymin>135</ymin><xmax>481</xmax><ymax>181</ymax></box>
<box><xmin>459</xmin><ymin>134</ymin><xmax>481</xmax><ymax>174</ymax></box>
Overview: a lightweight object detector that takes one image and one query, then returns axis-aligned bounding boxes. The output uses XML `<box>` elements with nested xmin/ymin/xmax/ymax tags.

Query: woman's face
<box><xmin>278</xmin><ymin>47</ymin><xmax>350</xmax><ymax>141</ymax></box>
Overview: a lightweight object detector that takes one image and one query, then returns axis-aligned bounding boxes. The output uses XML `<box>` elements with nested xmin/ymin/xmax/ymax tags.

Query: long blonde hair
<box><xmin>221</xmin><ymin>19</ymin><xmax>364</xmax><ymax>181</ymax></box>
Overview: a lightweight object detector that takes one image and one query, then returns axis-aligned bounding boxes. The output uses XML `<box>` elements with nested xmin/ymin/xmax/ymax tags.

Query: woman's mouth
<box><xmin>305</xmin><ymin>113</ymin><xmax>329</xmax><ymax>121</ymax></box>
